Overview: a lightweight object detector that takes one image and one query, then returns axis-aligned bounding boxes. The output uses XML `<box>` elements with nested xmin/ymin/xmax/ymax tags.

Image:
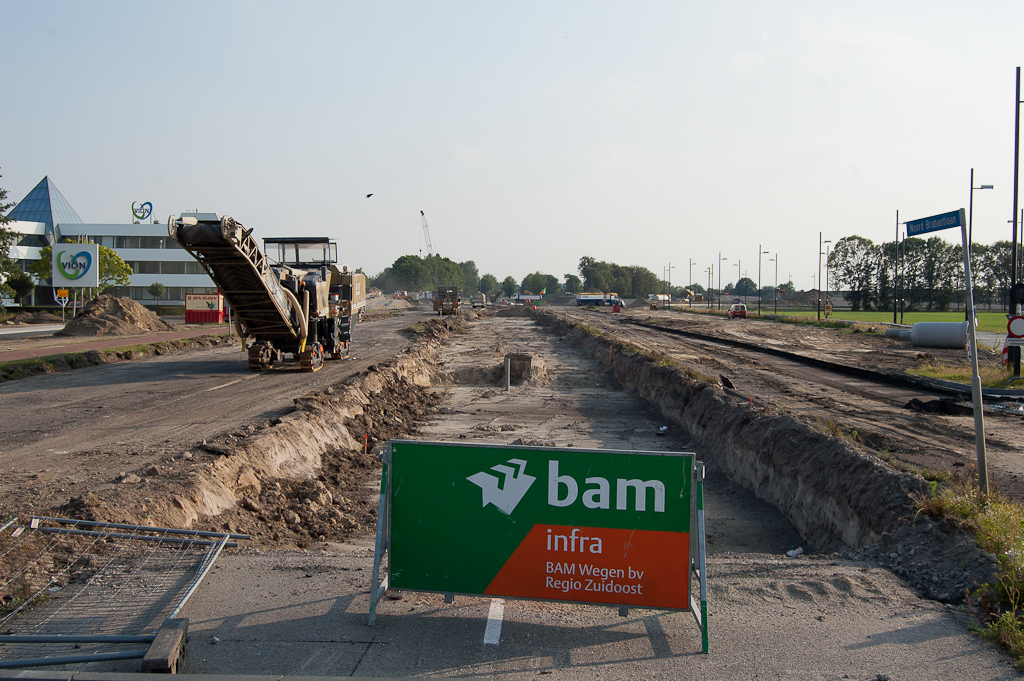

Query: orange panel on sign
<box><xmin>484</xmin><ymin>524</ymin><xmax>690</xmax><ymax>608</ymax></box>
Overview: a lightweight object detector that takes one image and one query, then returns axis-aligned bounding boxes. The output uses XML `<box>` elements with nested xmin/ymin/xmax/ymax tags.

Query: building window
<box><xmin>161</xmin><ymin>261</ymin><xmax>185</xmax><ymax>275</ymax></box>
<box><xmin>137</xmin><ymin>261</ymin><xmax>161</xmax><ymax>274</ymax></box>
<box><xmin>115</xmin><ymin>236</ymin><xmax>141</xmax><ymax>249</ymax></box>
<box><xmin>185</xmin><ymin>261</ymin><xmax>205</xmax><ymax>275</ymax></box>
<box><xmin>16</xmin><ymin>234</ymin><xmax>47</xmax><ymax>247</ymax></box>
<box><xmin>140</xmin><ymin>236</ymin><xmax>166</xmax><ymax>249</ymax></box>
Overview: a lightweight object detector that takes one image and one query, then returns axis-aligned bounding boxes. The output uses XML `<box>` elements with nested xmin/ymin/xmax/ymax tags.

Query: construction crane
<box><xmin>420</xmin><ymin>210</ymin><xmax>435</xmax><ymax>257</ymax></box>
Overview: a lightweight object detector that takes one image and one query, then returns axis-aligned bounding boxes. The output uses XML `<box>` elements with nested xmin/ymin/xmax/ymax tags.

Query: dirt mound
<box><xmin>366</xmin><ymin>295</ymin><xmax>414</xmax><ymax>312</ymax></box>
<box><xmin>55</xmin><ymin>295</ymin><xmax>176</xmax><ymax>337</ymax></box>
<box><xmin>8</xmin><ymin>311</ymin><xmax>65</xmax><ymax>324</ymax></box>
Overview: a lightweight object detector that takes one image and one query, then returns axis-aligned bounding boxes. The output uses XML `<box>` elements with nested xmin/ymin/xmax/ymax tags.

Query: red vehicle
<box><xmin>728</xmin><ymin>303</ymin><xmax>747</xmax><ymax>319</ymax></box>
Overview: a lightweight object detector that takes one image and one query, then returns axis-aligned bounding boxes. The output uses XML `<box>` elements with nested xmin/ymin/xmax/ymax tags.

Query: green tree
<box><xmin>459</xmin><ymin>260</ymin><xmax>480</xmax><ymax>295</ymax></box>
<box><xmin>8</xmin><ymin>270</ymin><xmax>35</xmax><ymax>304</ymax></box>
<box><xmin>626</xmin><ymin>265</ymin><xmax>660</xmax><ymax>298</ymax></box>
<box><xmin>147</xmin><ymin>282</ymin><xmax>166</xmax><ymax>300</ymax></box>
<box><xmin>828</xmin><ymin>235</ymin><xmax>879</xmax><ymax>311</ymax></box>
<box><xmin>734</xmin><ymin>277</ymin><xmax>756</xmax><ymax>296</ymax></box>
<box><xmin>521</xmin><ymin>272</ymin><xmax>561</xmax><ymax>296</ymax></box>
<box><xmin>479</xmin><ymin>273</ymin><xmax>500</xmax><ymax>296</ymax></box>
<box><xmin>563</xmin><ymin>273</ymin><xmax>583</xmax><ymax>293</ymax></box>
<box><xmin>501</xmin><ymin>276</ymin><xmax>517</xmax><ymax>297</ymax></box>
<box><xmin>29</xmin><ymin>244</ymin><xmax>133</xmax><ymax>296</ymax></box>
<box><xmin>0</xmin><ymin>170</ymin><xmax>17</xmax><ymax>297</ymax></box>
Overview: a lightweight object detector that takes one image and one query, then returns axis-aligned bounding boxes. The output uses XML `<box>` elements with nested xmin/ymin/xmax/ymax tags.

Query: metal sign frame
<box><xmin>51</xmin><ymin>244</ymin><xmax>99</xmax><ymax>288</ymax></box>
<box><xmin>368</xmin><ymin>440</ymin><xmax>708</xmax><ymax>653</ymax></box>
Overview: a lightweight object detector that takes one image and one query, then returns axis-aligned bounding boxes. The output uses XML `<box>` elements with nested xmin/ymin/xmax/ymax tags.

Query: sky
<box><xmin>2</xmin><ymin>0</ymin><xmax>1024</xmax><ymax>291</ymax></box>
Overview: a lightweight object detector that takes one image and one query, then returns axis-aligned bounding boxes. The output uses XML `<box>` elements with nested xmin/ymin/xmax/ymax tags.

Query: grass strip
<box><xmin>918</xmin><ymin>477</ymin><xmax>1024</xmax><ymax>670</ymax></box>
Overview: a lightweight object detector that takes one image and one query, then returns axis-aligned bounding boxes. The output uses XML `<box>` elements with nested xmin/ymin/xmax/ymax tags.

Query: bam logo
<box><xmin>467</xmin><ymin>459</ymin><xmax>667</xmax><ymax>516</ymax></box>
<box><xmin>467</xmin><ymin>458</ymin><xmax>536</xmax><ymax>515</ymax></box>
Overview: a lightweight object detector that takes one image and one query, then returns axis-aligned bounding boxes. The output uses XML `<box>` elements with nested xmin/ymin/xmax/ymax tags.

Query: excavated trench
<box><xmin>532</xmin><ymin>309</ymin><xmax>929</xmax><ymax>551</ymax></box>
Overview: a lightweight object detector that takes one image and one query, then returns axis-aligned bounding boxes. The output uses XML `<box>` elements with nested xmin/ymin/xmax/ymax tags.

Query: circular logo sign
<box><xmin>58</xmin><ymin>251</ymin><xmax>93</xmax><ymax>280</ymax></box>
<box><xmin>1008</xmin><ymin>315</ymin><xmax>1024</xmax><ymax>338</ymax></box>
<box><xmin>132</xmin><ymin>201</ymin><xmax>153</xmax><ymax>220</ymax></box>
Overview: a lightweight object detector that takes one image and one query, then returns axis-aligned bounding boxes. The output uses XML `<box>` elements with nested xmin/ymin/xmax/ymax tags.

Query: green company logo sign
<box><xmin>385</xmin><ymin>441</ymin><xmax>693</xmax><ymax>608</ymax></box>
<box><xmin>57</xmin><ymin>250</ymin><xmax>93</xmax><ymax>281</ymax></box>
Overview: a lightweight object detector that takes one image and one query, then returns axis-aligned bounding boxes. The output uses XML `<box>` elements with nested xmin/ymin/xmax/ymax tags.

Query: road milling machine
<box><xmin>168</xmin><ymin>213</ymin><xmax>365</xmax><ymax>372</ymax></box>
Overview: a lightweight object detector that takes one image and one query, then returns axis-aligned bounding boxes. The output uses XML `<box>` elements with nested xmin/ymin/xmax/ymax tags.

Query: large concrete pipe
<box><xmin>910</xmin><ymin>321</ymin><xmax>968</xmax><ymax>349</ymax></box>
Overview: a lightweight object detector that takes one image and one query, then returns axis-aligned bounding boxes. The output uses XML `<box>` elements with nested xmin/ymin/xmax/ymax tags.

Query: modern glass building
<box><xmin>3</xmin><ymin>177</ymin><xmax>217</xmax><ymax>305</ymax></box>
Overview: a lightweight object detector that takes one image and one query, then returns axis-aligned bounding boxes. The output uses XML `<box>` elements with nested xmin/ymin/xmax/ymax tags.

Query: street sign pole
<box><xmin>961</xmin><ymin>216</ymin><xmax>989</xmax><ymax>495</ymax></box>
<box><xmin>908</xmin><ymin>209</ymin><xmax>988</xmax><ymax>495</ymax></box>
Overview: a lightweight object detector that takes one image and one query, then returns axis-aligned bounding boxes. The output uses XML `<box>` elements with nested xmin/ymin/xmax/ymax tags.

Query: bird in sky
<box><xmin>366</xmin><ymin>193</ymin><xmax>373</xmax><ymax>198</ymax></box>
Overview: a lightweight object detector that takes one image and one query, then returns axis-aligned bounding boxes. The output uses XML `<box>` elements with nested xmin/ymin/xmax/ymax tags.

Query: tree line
<box><xmin>827</xmin><ymin>235</ymin><xmax>1023</xmax><ymax>311</ymax></box>
<box><xmin>370</xmin><ymin>254</ymin><xmax>708</xmax><ymax>300</ymax></box>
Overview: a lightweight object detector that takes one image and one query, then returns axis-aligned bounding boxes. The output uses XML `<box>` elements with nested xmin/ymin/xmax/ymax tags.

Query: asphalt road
<box><xmin>0</xmin><ymin>312</ymin><xmax>423</xmax><ymax>505</ymax></box>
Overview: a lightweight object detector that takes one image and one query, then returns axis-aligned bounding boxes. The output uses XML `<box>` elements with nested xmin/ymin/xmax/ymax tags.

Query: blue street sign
<box><xmin>906</xmin><ymin>209</ymin><xmax>966</xmax><ymax>237</ymax></box>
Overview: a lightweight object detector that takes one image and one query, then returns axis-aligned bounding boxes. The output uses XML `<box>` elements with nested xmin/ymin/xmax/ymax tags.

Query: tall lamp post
<box><xmin>894</xmin><ymin>210</ymin><xmax>899</xmax><ymax>325</ymax></box>
<box><xmin>717</xmin><ymin>253</ymin><xmax>727</xmax><ymax>310</ymax></box>
<box><xmin>769</xmin><ymin>254</ymin><xmax>778</xmax><ymax>314</ymax></box>
<box><xmin>757</xmin><ymin>245</ymin><xmax>769</xmax><ymax>316</ymax></box>
<box><xmin>706</xmin><ymin>266</ymin><xmax>713</xmax><ymax>309</ymax></box>
<box><xmin>823</xmin><ymin>240</ymin><xmax>832</xmax><ymax>312</ymax></box>
<box><xmin>735</xmin><ymin>262</ymin><xmax>741</xmax><ymax>302</ymax></box>
<box><xmin>968</xmin><ymin>168</ymin><xmax>994</xmax><ymax>320</ymax></box>
<box><xmin>1012</xmin><ymin>67</ymin><xmax>1022</xmax><ymax>376</ymax></box>
<box><xmin>689</xmin><ymin>259</ymin><xmax>696</xmax><ymax>291</ymax></box>
<box><xmin>817</xmin><ymin>232</ymin><xmax>823</xmax><ymax>320</ymax></box>
<box><xmin>667</xmin><ymin>262</ymin><xmax>675</xmax><ymax>300</ymax></box>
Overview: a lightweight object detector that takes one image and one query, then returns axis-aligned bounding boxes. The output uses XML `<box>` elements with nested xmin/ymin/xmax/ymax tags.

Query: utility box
<box><xmin>185</xmin><ymin>293</ymin><xmax>225</xmax><ymax>323</ymax></box>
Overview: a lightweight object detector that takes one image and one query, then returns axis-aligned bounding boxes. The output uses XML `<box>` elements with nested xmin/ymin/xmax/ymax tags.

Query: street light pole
<box><xmin>757</xmin><ymin>246</ymin><xmax>769</xmax><ymax>316</ymax></box>
<box><xmin>667</xmin><ymin>262</ymin><xmax>675</xmax><ymax>301</ymax></box>
<box><xmin>968</xmin><ymin>167</ymin><xmax>995</xmax><ymax>319</ymax></box>
<box><xmin>718</xmin><ymin>253</ymin><xmax>727</xmax><ymax>310</ymax></box>
<box><xmin>769</xmin><ymin>255</ymin><xmax>778</xmax><ymax>314</ymax></box>
<box><xmin>894</xmin><ymin>210</ymin><xmax>899</xmax><ymax>324</ymax></box>
<box><xmin>706</xmin><ymin>266</ymin><xmax>713</xmax><ymax>309</ymax></box>
<box><xmin>817</xmin><ymin>232</ymin><xmax>823</xmax><ymax>321</ymax></box>
<box><xmin>823</xmin><ymin>240</ymin><xmax>832</xmax><ymax>314</ymax></box>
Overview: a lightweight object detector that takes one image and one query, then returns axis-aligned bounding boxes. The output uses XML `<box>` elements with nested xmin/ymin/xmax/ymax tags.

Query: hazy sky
<box><xmin>3</xmin><ymin>1</ymin><xmax>1023</xmax><ymax>290</ymax></box>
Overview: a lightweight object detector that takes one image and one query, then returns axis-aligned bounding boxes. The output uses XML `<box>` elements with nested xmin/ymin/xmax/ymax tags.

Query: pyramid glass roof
<box><xmin>6</xmin><ymin>177</ymin><xmax>84</xmax><ymax>236</ymax></box>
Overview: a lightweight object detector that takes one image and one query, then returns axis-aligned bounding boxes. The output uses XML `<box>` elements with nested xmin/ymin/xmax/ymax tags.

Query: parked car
<box><xmin>728</xmin><ymin>303</ymin><xmax>747</xmax><ymax>319</ymax></box>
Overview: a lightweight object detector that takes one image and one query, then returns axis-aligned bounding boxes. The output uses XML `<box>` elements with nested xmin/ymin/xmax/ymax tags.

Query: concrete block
<box><xmin>141</xmin><ymin>618</ymin><xmax>188</xmax><ymax>674</ymax></box>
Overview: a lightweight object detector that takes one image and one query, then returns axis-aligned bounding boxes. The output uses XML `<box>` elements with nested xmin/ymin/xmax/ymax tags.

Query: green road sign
<box><xmin>369</xmin><ymin>440</ymin><xmax>708</xmax><ymax>652</ymax></box>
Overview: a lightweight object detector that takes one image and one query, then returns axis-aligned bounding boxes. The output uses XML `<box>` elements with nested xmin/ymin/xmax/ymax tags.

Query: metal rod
<box><xmin>0</xmin><ymin>634</ymin><xmax>154</xmax><ymax>644</ymax></box>
<box><xmin>0</xmin><ymin>517</ymin><xmax>16</xmax><ymax>533</ymax></box>
<box><xmin>34</xmin><ymin>526</ymin><xmax>238</xmax><ymax>547</ymax></box>
<box><xmin>168</xmin><ymin>534</ymin><xmax>230</xmax><ymax>619</ymax></box>
<box><xmin>31</xmin><ymin>516</ymin><xmax>250</xmax><ymax>541</ymax></box>
<box><xmin>0</xmin><ymin>649</ymin><xmax>149</xmax><ymax>668</ymax></box>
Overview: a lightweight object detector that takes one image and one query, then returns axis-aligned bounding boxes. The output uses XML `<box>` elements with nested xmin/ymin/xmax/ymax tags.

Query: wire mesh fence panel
<box><xmin>0</xmin><ymin>517</ymin><xmax>242</xmax><ymax>669</ymax></box>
